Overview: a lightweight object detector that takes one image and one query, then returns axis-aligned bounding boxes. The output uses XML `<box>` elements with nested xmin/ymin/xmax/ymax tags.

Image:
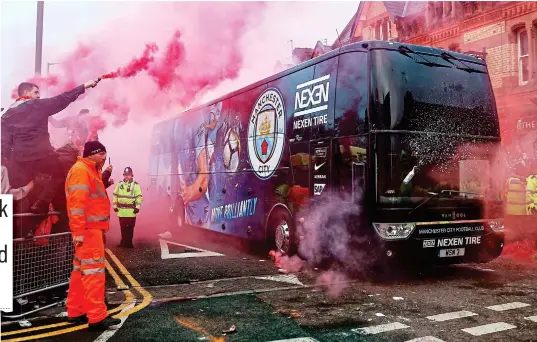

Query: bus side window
<box><xmin>335</xmin><ymin>52</ymin><xmax>368</xmax><ymax>137</ymax></box>
<box><xmin>311</xmin><ymin>57</ymin><xmax>338</xmax><ymax>139</ymax></box>
<box><xmin>289</xmin><ymin>142</ymin><xmax>310</xmax><ymax>190</ymax></box>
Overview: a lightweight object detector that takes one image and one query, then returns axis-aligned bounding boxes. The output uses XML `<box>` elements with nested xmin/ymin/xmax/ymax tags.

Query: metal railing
<box><xmin>1</xmin><ymin>231</ymin><xmax>73</xmax><ymax>319</ymax></box>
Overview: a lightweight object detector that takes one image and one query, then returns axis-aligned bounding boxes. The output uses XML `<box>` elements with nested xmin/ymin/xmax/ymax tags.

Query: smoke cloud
<box><xmin>7</xmin><ymin>2</ymin><xmax>346</xmax><ymax>184</ymax></box>
<box><xmin>273</xmin><ymin>192</ymin><xmax>370</xmax><ymax>298</ymax></box>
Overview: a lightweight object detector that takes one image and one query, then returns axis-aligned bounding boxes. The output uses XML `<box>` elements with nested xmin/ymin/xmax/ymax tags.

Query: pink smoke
<box><xmin>315</xmin><ymin>270</ymin><xmax>348</xmax><ymax>298</ymax></box>
<box><xmin>13</xmin><ymin>2</ymin><xmax>266</xmax><ymax>142</ymax></box>
<box><xmin>267</xmin><ymin>193</ymin><xmax>364</xmax><ymax>298</ymax></box>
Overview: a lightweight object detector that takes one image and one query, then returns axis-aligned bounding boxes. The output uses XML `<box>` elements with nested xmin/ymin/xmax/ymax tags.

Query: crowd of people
<box><xmin>1</xmin><ymin>79</ymin><xmax>143</xmax><ymax>330</ymax></box>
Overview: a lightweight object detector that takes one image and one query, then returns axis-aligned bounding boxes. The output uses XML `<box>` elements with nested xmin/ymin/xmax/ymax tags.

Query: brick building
<box><xmin>293</xmin><ymin>1</ymin><xmax>537</xmax><ymax>150</ymax></box>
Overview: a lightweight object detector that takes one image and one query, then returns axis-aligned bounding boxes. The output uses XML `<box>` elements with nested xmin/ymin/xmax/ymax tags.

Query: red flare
<box><xmin>100</xmin><ymin>72</ymin><xmax>118</xmax><ymax>79</ymax></box>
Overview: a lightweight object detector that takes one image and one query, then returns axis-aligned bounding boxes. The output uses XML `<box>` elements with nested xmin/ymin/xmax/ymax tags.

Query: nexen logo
<box><xmin>294</xmin><ymin>75</ymin><xmax>330</xmax><ymax>117</ymax></box>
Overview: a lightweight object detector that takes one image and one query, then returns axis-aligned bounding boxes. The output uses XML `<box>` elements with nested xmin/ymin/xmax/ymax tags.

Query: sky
<box><xmin>1</xmin><ymin>1</ymin><xmax>359</xmax><ymax>107</ymax></box>
<box><xmin>0</xmin><ymin>0</ymin><xmax>359</xmax><ymax>180</ymax></box>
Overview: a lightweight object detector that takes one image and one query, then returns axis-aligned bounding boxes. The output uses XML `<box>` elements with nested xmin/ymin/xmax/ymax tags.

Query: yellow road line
<box><xmin>1</xmin><ymin>261</ymin><xmax>135</xmax><ymax>338</ymax></box>
<box><xmin>105</xmin><ymin>248</ymin><xmax>152</xmax><ymax>319</ymax></box>
<box><xmin>174</xmin><ymin>317</ymin><xmax>225</xmax><ymax>342</ymax></box>
<box><xmin>3</xmin><ymin>323</ymin><xmax>88</xmax><ymax>341</ymax></box>
<box><xmin>1</xmin><ymin>322</ymin><xmax>72</xmax><ymax>337</ymax></box>
<box><xmin>2</xmin><ymin>250</ymin><xmax>149</xmax><ymax>341</ymax></box>
<box><xmin>105</xmin><ymin>260</ymin><xmax>136</xmax><ymax>315</ymax></box>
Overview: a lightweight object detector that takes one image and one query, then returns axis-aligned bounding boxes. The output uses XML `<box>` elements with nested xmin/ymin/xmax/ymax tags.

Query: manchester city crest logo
<box><xmin>247</xmin><ymin>88</ymin><xmax>286</xmax><ymax>180</ymax></box>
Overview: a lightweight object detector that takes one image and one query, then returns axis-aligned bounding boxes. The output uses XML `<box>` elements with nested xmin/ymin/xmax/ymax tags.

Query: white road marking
<box><xmin>93</xmin><ymin>302</ymin><xmax>135</xmax><ymax>342</ymax></box>
<box><xmin>426</xmin><ymin>310</ymin><xmax>477</xmax><ymax>322</ymax></box>
<box><xmin>486</xmin><ymin>302</ymin><xmax>530</xmax><ymax>311</ymax></box>
<box><xmin>525</xmin><ymin>315</ymin><xmax>537</xmax><ymax>322</ymax></box>
<box><xmin>159</xmin><ymin>239</ymin><xmax>224</xmax><ymax>259</ymax></box>
<box><xmin>462</xmin><ymin>322</ymin><xmax>516</xmax><ymax>336</ymax></box>
<box><xmin>405</xmin><ymin>337</ymin><xmax>445</xmax><ymax>342</ymax></box>
<box><xmin>254</xmin><ymin>274</ymin><xmax>304</xmax><ymax>286</ymax></box>
<box><xmin>267</xmin><ymin>338</ymin><xmax>319</xmax><ymax>342</ymax></box>
<box><xmin>352</xmin><ymin>322</ymin><xmax>409</xmax><ymax>335</ymax></box>
<box><xmin>393</xmin><ymin>297</ymin><xmax>404</xmax><ymax>301</ymax></box>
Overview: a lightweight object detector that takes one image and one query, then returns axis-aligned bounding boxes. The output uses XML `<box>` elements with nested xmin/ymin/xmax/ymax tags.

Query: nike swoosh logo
<box><xmin>314</xmin><ymin>162</ymin><xmax>326</xmax><ymax>171</ymax></box>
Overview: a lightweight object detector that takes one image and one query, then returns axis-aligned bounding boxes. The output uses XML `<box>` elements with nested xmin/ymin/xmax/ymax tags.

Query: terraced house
<box><xmin>294</xmin><ymin>1</ymin><xmax>537</xmax><ymax>152</ymax></box>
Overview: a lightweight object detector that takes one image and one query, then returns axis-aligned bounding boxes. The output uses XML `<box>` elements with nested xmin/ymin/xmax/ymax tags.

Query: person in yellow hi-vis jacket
<box><xmin>112</xmin><ymin>166</ymin><xmax>143</xmax><ymax>248</ymax></box>
<box><xmin>526</xmin><ymin>174</ymin><xmax>537</xmax><ymax>215</ymax></box>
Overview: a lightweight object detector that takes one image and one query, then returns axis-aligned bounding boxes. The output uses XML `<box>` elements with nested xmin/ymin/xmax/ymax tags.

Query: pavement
<box><xmin>2</xmin><ymin>219</ymin><xmax>537</xmax><ymax>342</ymax></box>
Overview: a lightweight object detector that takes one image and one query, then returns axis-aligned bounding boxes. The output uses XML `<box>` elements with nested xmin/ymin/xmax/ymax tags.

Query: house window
<box><xmin>518</xmin><ymin>29</ymin><xmax>529</xmax><ymax>85</ymax></box>
<box><xmin>388</xmin><ymin>20</ymin><xmax>392</xmax><ymax>39</ymax></box>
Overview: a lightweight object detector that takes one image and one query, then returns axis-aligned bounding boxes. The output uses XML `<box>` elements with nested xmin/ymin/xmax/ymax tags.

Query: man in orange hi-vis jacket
<box><xmin>65</xmin><ymin>141</ymin><xmax>120</xmax><ymax>330</ymax></box>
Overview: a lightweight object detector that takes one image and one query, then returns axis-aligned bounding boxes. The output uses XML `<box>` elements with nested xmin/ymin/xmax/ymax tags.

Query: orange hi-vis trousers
<box><xmin>66</xmin><ymin>229</ymin><xmax>107</xmax><ymax>323</ymax></box>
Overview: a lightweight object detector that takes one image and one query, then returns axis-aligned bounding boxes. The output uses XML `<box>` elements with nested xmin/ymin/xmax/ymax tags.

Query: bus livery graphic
<box><xmin>248</xmin><ymin>88</ymin><xmax>286</xmax><ymax>180</ymax></box>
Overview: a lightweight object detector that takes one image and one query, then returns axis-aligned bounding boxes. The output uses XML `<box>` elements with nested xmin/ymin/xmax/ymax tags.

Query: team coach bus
<box><xmin>148</xmin><ymin>40</ymin><xmax>505</xmax><ymax>266</ymax></box>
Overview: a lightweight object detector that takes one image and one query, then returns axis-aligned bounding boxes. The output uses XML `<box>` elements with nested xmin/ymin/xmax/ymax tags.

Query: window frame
<box><xmin>518</xmin><ymin>29</ymin><xmax>530</xmax><ymax>86</ymax></box>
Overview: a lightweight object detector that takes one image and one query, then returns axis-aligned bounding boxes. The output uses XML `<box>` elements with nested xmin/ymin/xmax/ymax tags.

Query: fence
<box><xmin>1</xmin><ymin>228</ymin><xmax>73</xmax><ymax>319</ymax></box>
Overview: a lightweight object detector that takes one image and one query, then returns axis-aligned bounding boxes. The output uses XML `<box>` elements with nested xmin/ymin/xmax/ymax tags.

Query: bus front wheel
<box><xmin>267</xmin><ymin>209</ymin><xmax>296</xmax><ymax>256</ymax></box>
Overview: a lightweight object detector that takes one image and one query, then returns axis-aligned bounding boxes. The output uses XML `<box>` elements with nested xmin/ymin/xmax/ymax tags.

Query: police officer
<box><xmin>112</xmin><ymin>167</ymin><xmax>143</xmax><ymax>248</ymax></box>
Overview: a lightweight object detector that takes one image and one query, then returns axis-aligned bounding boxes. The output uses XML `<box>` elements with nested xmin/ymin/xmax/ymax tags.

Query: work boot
<box><xmin>67</xmin><ymin>314</ymin><xmax>88</xmax><ymax>324</ymax></box>
<box><xmin>88</xmin><ymin>316</ymin><xmax>121</xmax><ymax>331</ymax></box>
<box><xmin>30</xmin><ymin>200</ymin><xmax>49</xmax><ymax>215</ymax></box>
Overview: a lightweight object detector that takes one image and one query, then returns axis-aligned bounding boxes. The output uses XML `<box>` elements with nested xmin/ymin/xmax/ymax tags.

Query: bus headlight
<box><xmin>488</xmin><ymin>220</ymin><xmax>504</xmax><ymax>232</ymax></box>
<box><xmin>373</xmin><ymin>223</ymin><xmax>416</xmax><ymax>240</ymax></box>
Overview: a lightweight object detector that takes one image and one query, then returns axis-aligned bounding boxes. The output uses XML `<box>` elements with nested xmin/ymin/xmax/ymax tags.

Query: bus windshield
<box><xmin>370</xmin><ymin>48</ymin><xmax>502</xmax><ymax>204</ymax></box>
<box><xmin>370</xmin><ymin>48</ymin><xmax>499</xmax><ymax>136</ymax></box>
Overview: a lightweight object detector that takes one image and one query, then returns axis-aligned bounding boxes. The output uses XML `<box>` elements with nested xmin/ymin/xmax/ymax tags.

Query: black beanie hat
<box><xmin>83</xmin><ymin>141</ymin><xmax>107</xmax><ymax>157</ymax></box>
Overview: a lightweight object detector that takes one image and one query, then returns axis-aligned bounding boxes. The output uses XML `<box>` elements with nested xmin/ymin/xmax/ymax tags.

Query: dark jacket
<box><xmin>56</xmin><ymin>142</ymin><xmax>81</xmax><ymax>176</ymax></box>
<box><xmin>102</xmin><ymin>169</ymin><xmax>113</xmax><ymax>189</ymax></box>
<box><xmin>1</xmin><ymin>85</ymin><xmax>85</xmax><ymax>162</ymax></box>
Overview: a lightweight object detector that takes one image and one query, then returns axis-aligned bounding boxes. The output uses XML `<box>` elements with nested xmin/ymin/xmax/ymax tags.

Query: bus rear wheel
<box><xmin>268</xmin><ymin>209</ymin><xmax>296</xmax><ymax>256</ymax></box>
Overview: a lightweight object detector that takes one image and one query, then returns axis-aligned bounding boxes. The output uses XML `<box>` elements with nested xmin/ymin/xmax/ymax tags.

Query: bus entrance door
<box><xmin>352</xmin><ymin>162</ymin><xmax>365</xmax><ymax>202</ymax></box>
<box><xmin>310</xmin><ymin>139</ymin><xmax>331</xmax><ymax>197</ymax></box>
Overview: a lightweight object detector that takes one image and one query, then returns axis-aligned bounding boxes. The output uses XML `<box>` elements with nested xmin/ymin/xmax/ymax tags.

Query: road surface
<box><xmin>2</xmin><ymin>220</ymin><xmax>537</xmax><ymax>342</ymax></box>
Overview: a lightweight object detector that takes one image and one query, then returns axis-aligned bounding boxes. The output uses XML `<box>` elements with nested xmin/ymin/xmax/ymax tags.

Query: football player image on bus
<box><xmin>173</xmin><ymin>101</ymin><xmax>243</xmax><ymax>227</ymax></box>
<box><xmin>174</xmin><ymin>113</ymin><xmax>211</xmax><ymax>226</ymax></box>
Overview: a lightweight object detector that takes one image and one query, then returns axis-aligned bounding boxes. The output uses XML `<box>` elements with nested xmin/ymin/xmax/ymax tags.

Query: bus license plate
<box><xmin>438</xmin><ymin>248</ymin><xmax>465</xmax><ymax>258</ymax></box>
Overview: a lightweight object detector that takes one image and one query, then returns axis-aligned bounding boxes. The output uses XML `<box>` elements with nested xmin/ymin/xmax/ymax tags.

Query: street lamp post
<box><xmin>35</xmin><ymin>1</ymin><xmax>44</xmax><ymax>75</ymax></box>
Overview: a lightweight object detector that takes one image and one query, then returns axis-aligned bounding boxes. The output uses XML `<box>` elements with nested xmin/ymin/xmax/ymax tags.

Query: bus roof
<box><xmin>167</xmin><ymin>40</ymin><xmax>487</xmax><ymax>121</ymax></box>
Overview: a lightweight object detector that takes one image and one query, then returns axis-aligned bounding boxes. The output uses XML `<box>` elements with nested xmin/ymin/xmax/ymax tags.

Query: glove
<box><xmin>134</xmin><ymin>208</ymin><xmax>139</xmax><ymax>214</ymax></box>
<box><xmin>113</xmin><ymin>208</ymin><xmax>119</xmax><ymax>212</ymax></box>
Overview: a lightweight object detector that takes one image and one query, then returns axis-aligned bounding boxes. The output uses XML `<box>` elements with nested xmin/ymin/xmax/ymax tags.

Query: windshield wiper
<box><xmin>440</xmin><ymin>52</ymin><xmax>487</xmax><ymax>74</ymax></box>
<box><xmin>408</xmin><ymin>189</ymin><xmax>483</xmax><ymax>216</ymax></box>
<box><xmin>408</xmin><ymin>191</ymin><xmax>443</xmax><ymax>215</ymax></box>
<box><xmin>440</xmin><ymin>190</ymin><xmax>484</xmax><ymax>199</ymax></box>
<box><xmin>398</xmin><ymin>45</ymin><xmax>450</xmax><ymax>68</ymax></box>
